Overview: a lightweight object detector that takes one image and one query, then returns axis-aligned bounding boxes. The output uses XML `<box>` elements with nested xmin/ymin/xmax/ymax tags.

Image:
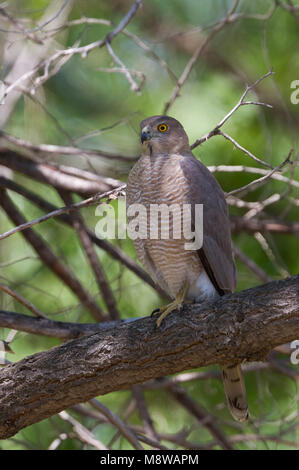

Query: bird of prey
<box><xmin>126</xmin><ymin>115</ymin><xmax>248</xmax><ymax>422</ymax></box>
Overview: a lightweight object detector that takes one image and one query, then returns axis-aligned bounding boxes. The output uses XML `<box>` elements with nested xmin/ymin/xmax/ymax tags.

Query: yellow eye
<box><xmin>157</xmin><ymin>123</ymin><xmax>168</xmax><ymax>132</ymax></box>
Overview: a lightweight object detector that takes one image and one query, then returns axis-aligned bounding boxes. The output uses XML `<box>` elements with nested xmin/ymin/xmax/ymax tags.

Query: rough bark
<box><xmin>0</xmin><ymin>275</ymin><xmax>298</xmax><ymax>439</ymax></box>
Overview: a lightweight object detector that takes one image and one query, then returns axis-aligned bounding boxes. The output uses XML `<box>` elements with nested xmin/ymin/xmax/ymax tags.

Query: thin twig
<box><xmin>232</xmin><ymin>244</ymin><xmax>273</xmax><ymax>283</ymax></box>
<box><xmin>0</xmin><ymin>0</ymin><xmax>73</xmax><ymax>128</ymax></box>
<box><xmin>0</xmin><ymin>284</ymin><xmax>48</xmax><ymax>319</ymax></box>
<box><xmin>225</xmin><ymin>149</ymin><xmax>293</xmax><ymax>197</ymax></box>
<box><xmin>90</xmin><ymin>398</ymin><xmax>144</xmax><ymax>450</ymax></box>
<box><xmin>230</xmin><ymin>216</ymin><xmax>299</xmax><ymax>236</ymax></box>
<box><xmin>191</xmin><ymin>69</ymin><xmax>274</xmax><ymax>150</ymax></box>
<box><xmin>219</xmin><ymin>131</ymin><xmax>275</xmax><ymax>169</ymax></box>
<box><xmin>190</xmin><ymin>71</ymin><xmax>275</xmax><ymax>170</ymax></box>
<box><xmin>254</xmin><ymin>232</ymin><xmax>290</xmax><ymax>278</ymax></box>
<box><xmin>0</xmin><ymin>131</ymin><xmax>135</xmax><ymax>161</ymax></box>
<box><xmin>42</xmin><ymin>15</ymin><xmax>177</xmax><ymax>82</ymax></box>
<box><xmin>4</xmin><ymin>0</ymin><xmax>143</xmax><ymax>97</ymax></box>
<box><xmin>243</xmin><ymin>193</ymin><xmax>281</xmax><ymax>219</ymax></box>
<box><xmin>169</xmin><ymin>384</ymin><xmax>234</xmax><ymax>450</ymax></box>
<box><xmin>275</xmin><ymin>0</ymin><xmax>299</xmax><ymax>12</ymax></box>
<box><xmin>58</xmin><ymin>410</ymin><xmax>108</xmax><ymax>450</ymax></box>
<box><xmin>0</xmin><ymin>185</ymin><xmax>126</xmax><ymax>241</ymax></box>
<box><xmin>105</xmin><ymin>40</ymin><xmax>142</xmax><ymax>93</ymax></box>
<box><xmin>208</xmin><ymin>164</ymin><xmax>299</xmax><ymax>189</ymax></box>
<box><xmin>132</xmin><ymin>385</ymin><xmax>159</xmax><ymax>443</ymax></box>
<box><xmin>0</xmin><ymin>6</ymin><xmax>43</xmax><ymax>43</ymax></box>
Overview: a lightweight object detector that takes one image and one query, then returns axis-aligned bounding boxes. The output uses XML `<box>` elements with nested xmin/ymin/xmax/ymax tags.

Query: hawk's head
<box><xmin>140</xmin><ymin>115</ymin><xmax>190</xmax><ymax>154</ymax></box>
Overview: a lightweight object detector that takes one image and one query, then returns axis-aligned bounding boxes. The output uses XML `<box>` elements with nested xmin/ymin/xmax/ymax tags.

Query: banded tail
<box><xmin>221</xmin><ymin>363</ymin><xmax>248</xmax><ymax>422</ymax></box>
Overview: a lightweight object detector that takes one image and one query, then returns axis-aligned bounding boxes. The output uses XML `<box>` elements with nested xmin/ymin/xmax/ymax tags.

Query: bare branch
<box><xmin>208</xmin><ymin>164</ymin><xmax>299</xmax><ymax>190</ymax></box>
<box><xmin>90</xmin><ymin>399</ymin><xmax>144</xmax><ymax>450</ymax></box>
<box><xmin>0</xmin><ymin>7</ymin><xmax>43</xmax><ymax>43</ymax></box>
<box><xmin>254</xmin><ymin>232</ymin><xmax>290</xmax><ymax>278</ymax></box>
<box><xmin>0</xmin><ymin>310</ymin><xmax>120</xmax><ymax>339</ymax></box>
<box><xmin>4</xmin><ymin>0</ymin><xmax>143</xmax><ymax>98</ymax></box>
<box><xmin>132</xmin><ymin>385</ymin><xmax>159</xmax><ymax>444</ymax></box>
<box><xmin>0</xmin><ymin>185</ymin><xmax>126</xmax><ymax>242</ymax></box>
<box><xmin>0</xmin><ymin>284</ymin><xmax>48</xmax><ymax>319</ymax></box>
<box><xmin>190</xmin><ymin>71</ymin><xmax>275</xmax><ymax>170</ymax></box>
<box><xmin>191</xmin><ymin>70</ymin><xmax>274</xmax><ymax>151</ymax></box>
<box><xmin>212</xmin><ymin>70</ymin><xmax>274</xmax><ymax>130</ymax></box>
<box><xmin>232</xmin><ymin>244</ymin><xmax>273</xmax><ymax>283</ymax></box>
<box><xmin>105</xmin><ymin>40</ymin><xmax>143</xmax><ymax>93</ymax></box>
<box><xmin>243</xmin><ymin>193</ymin><xmax>282</xmax><ymax>219</ymax></box>
<box><xmin>0</xmin><ymin>132</ymin><xmax>135</xmax><ymax>161</ymax></box>
<box><xmin>0</xmin><ymin>0</ymin><xmax>73</xmax><ymax>127</ymax></box>
<box><xmin>226</xmin><ymin>149</ymin><xmax>293</xmax><ymax>197</ymax></box>
<box><xmin>58</xmin><ymin>410</ymin><xmax>108</xmax><ymax>450</ymax></box>
<box><xmin>169</xmin><ymin>384</ymin><xmax>234</xmax><ymax>450</ymax></box>
<box><xmin>275</xmin><ymin>0</ymin><xmax>299</xmax><ymax>12</ymax></box>
<box><xmin>230</xmin><ymin>217</ymin><xmax>299</xmax><ymax>236</ymax></box>
<box><xmin>218</xmin><ymin>131</ymin><xmax>275</xmax><ymax>169</ymax></box>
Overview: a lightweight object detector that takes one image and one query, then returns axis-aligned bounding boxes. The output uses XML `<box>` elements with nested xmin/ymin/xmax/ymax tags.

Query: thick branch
<box><xmin>0</xmin><ymin>275</ymin><xmax>298</xmax><ymax>439</ymax></box>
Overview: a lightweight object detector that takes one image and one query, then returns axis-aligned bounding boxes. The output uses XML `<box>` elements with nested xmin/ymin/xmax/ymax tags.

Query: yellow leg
<box><xmin>155</xmin><ymin>281</ymin><xmax>189</xmax><ymax>327</ymax></box>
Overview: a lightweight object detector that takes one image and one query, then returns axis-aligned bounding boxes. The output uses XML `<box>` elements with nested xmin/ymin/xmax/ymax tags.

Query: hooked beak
<box><xmin>141</xmin><ymin>126</ymin><xmax>152</xmax><ymax>144</ymax></box>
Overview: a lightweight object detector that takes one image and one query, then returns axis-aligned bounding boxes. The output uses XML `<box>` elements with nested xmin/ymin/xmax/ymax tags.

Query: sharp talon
<box><xmin>156</xmin><ymin>303</ymin><xmax>181</xmax><ymax>327</ymax></box>
<box><xmin>151</xmin><ymin>308</ymin><xmax>161</xmax><ymax>317</ymax></box>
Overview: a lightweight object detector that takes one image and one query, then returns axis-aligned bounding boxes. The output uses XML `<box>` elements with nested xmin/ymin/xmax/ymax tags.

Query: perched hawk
<box><xmin>126</xmin><ymin>115</ymin><xmax>248</xmax><ymax>422</ymax></box>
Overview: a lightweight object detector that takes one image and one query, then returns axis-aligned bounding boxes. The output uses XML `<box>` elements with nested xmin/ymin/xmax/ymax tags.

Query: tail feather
<box><xmin>221</xmin><ymin>364</ymin><xmax>248</xmax><ymax>422</ymax></box>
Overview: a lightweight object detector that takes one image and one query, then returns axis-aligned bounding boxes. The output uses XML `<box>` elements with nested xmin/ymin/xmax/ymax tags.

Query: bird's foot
<box><xmin>152</xmin><ymin>299</ymin><xmax>183</xmax><ymax>327</ymax></box>
<box><xmin>152</xmin><ymin>282</ymin><xmax>189</xmax><ymax>327</ymax></box>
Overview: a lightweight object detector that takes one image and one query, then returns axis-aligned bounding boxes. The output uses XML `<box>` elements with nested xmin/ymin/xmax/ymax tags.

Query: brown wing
<box><xmin>180</xmin><ymin>154</ymin><xmax>237</xmax><ymax>294</ymax></box>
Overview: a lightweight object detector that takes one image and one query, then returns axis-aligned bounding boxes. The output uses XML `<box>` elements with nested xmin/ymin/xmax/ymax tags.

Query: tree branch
<box><xmin>0</xmin><ymin>275</ymin><xmax>298</xmax><ymax>439</ymax></box>
<box><xmin>230</xmin><ymin>215</ymin><xmax>299</xmax><ymax>236</ymax></box>
<box><xmin>0</xmin><ymin>184</ymin><xmax>126</xmax><ymax>241</ymax></box>
<box><xmin>0</xmin><ymin>149</ymin><xmax>123</xmax><ymax>195</ymax></box>
<box><xmin>3</xmin><ymin>0</ymin><xmax>143</xmax><ymax>98</ymax></box>
<box><xmin>0</xmin><ymin>310</ymin><xmax>119</xmax><ymax>339</ymax></box>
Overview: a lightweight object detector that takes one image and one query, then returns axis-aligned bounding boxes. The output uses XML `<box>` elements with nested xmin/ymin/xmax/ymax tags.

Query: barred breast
<box><xmin>126</xmin><ymin>153</ymin><xmax>203</xmax><ymax>299</ymax></box>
